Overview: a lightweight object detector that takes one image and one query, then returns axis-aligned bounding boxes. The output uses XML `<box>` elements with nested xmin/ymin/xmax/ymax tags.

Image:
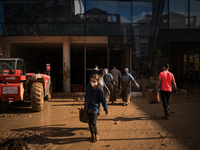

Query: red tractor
<box><xmin>0</xmin><ymin>58</ymin><xmax>52</xmax><ymax>112</ymax></box>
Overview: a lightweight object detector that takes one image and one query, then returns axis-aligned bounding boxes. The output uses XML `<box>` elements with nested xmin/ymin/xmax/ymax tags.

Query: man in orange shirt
<box><xmin>154</xmin><ymin>63</ymin><xmax>177</xmax><ymax>120</ymax></box>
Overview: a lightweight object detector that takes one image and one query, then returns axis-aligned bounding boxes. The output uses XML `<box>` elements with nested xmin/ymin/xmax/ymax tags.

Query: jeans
<box><xmin>160</xmin><ymin>90</ymin><xmax>171</xmax><ymax>116</ymax></box>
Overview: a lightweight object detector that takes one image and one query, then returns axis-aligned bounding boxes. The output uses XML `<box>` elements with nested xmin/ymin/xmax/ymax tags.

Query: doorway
<box><xmin>11</xmin><ymin>43</ymin><xmax>63</xmax><ymax>92</ymax></box>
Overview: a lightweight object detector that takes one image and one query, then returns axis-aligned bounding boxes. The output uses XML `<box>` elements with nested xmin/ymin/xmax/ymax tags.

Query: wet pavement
<box><xmin>0</xmin><ymin>90</ymin><xmax>200</xmax><ymax>149</ymax></box>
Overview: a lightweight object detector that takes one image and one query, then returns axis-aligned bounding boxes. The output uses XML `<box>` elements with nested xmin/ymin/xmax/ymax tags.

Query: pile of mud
<box><xmin>0</xmin><ymin>131</ymin><xmax>48</xmax><ymax>150</ymax></box>
<box><xmin>0</xmin><ymin>138</ymin><xmax>29</xmax><ymax>150</ymax></box>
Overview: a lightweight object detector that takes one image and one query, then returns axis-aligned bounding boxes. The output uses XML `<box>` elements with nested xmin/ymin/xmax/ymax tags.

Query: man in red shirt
<box><xmin>154</xmin><ymin>63</ymin><xmax>177</xmax><ymax>120</ymax></box>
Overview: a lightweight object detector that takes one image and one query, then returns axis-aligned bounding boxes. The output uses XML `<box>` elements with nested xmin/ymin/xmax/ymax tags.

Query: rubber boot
<box><xmin>89</xmin><ymin>124</ymin><xmax>95</xmax><ymax>142</ymax></box>
<box><xmin>162</xmin><ymin>109</ymin><xmax>169</xmax><ymax>120</ymax></box>
<box><xmin>93</xmin><ymin>124</ymin><xmax>99</xmax><ymax>141</ymax></box>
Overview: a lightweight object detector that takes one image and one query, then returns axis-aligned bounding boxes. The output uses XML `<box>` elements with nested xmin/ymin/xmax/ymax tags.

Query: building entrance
<box><xmin>10</xmin><ymin>43</ymin><xmax>63</xmax><ymax>92</ymax></box>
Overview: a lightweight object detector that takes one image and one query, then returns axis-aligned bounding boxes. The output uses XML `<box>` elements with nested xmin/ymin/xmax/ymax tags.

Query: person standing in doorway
<box><xmin>90</xmin><ymin>65</ymin><xmax>99</xmax><ymax>78</ymax></box>
<box><xmin>154</xmin><ymin>63</ymin><xmax>177</xmax><ymax>120</ymax></box>
<box><xmin>120</xmin><ymin>68</ymin><xmax>140</xmax><ymax>106</ymax></box>
<box><xmin>85</xmin><ymin>74</ymin><xmax>108</xmax><ymax>142</ymax></box>
<box><xmin>104</xmin><ymin>68</ymin><xmax>115</xmax><ymax>103</ymax></box>
<box><xmin>110</xmin><ymin>66</ymin><xmax>121</xmax><ymax>89</ymax></box>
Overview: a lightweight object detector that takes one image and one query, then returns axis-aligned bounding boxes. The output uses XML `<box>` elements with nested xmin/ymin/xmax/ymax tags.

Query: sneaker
<box><xmin>95</xmin><ymin>134</ymin><xmax>100</xmax><ymax>141</ymax></box>
<box><xmin>123</xmin><ymin>102</ymin><xmax>127</xmax><ymax>106</ymax></box>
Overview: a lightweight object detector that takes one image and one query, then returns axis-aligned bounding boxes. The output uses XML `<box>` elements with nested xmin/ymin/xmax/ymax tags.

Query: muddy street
<box><xmin>0</xmin><ymin>93</ymin><xmax>200</xmax><ymax>150</ymax></box>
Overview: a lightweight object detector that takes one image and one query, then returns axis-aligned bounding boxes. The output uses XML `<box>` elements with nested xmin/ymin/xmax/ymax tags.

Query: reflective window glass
<box><xmin>39</xmin><ymin>0</ymin><xmax>85</xmax><ymax>23</ymax></box>
<box><xmin>189</xmin><ymin>54</ymin><xmax>194</xmax><ymax>79</ymax></box>
<box><xmin>0</xmin><ymin>24</ymin><xmax>3</xmax><ymax>35</ymax></box>
<box><xmin>160</xmin><ymin>0</ymin><xmax>168</xmax><ymax>29</ymax></box>
<box><xmin>132</xmin><ymin>2</ymin><xmax>152</xmax><ymax>24</ymax></box>
<box><xmin>190</xmin><ymin>0</ymin><xmax>200</xmax><ymax>28</ymax></box>
<box><xmin>194</xmin><ymin>54</ymin><xmax>199</xmax><ymax>79</ymax></box>
<box><xmin>183</xmin><ymin>54</ymin><xmax>187</xmax><ymax>78</ymax></box>
<box><xmin>0</xmin><ymin>1</ymin><xmax>37</xmax><ymax>23</ymax></box>
<box><xmin>0</xmin><ymin>1</ymin><xmax>4</xmax><ymax>23</ymax></box>
<box><xmin>169</xmin><ymin>0</ymin><xmax>188</xmax><ymax>29</ymax></box>
<box><xmin>39</xmin><ymin>23</ymin><xmax>84</xmax><ymax>35</ymax></box>
<box><xmin>86</xmin><ymin>0</ymin><xmax>131</xmax><ymax>23</ymax></box>
<box><xmin>1</xmin><ymin>23</ymin><xmax>37</xmax><ymax>35</ymax></box>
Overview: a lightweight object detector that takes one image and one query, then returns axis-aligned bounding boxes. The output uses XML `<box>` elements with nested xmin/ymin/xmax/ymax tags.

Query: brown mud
<box><xmin>0</xmin><ymin>91</ymin><xmax>200</xmax><ymax>150</ymax></box>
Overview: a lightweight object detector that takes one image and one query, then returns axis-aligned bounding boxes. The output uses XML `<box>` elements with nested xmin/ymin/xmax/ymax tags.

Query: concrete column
<box><xmin>63</xmin><ymin>36</ymin><xmax>70</xmax><ymax>93</ymax></box>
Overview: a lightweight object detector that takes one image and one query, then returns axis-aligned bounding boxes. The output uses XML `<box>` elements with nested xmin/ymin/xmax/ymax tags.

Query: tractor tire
<box><xmin>31</xmin><ymin>82</ymin><xmax>44</xmax><ymax>112</ymax></box>
<box><xmin>45</xmin><ymin>83</ymin><xmax>52</xmax><ymax>101</ymax></box>
<box><xmin>0</xmin><ymin>100</ymin><xmax>9</xmax><ymax>113</ymax></box>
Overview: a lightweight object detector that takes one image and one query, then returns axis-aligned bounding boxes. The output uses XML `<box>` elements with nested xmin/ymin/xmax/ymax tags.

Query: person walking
<box><xmin>84</xmin><ymin>74</ymin><xmax>108</xmax><ymax>142</ymax></box>
<box><xmin>90</xmin><ymin>65</ymin><xmax>99</xmax><ymax>78</ymax></box>
<box><xmin>110</xmin><ymin>66</ymin><xmax>121</xmax><ymax>89</ymax></box>
<box><xmin>98</xmin><ymin>69</ymin><xmax>110</xmax><ymax>97</ymax></box>
<box><xmin>120</xmin><ymin>68</ymin><xmax>140</xmax><ymax>106</ymax></box>
<box><xmin>153</xmin><ymin>63</ymin><xmax>177</xmax><ymax>120</ymax></box>
<box><xmin>104</xmin><ymin>68</ymin><xmax>115</xmax><ymax>103</ymax></box>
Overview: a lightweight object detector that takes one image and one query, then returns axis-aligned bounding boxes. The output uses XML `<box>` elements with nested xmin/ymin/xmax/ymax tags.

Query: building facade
<box><xmin>0</xmin><ymin>0</ymin><xmax>199</xmax><ymax>92</ymax></box>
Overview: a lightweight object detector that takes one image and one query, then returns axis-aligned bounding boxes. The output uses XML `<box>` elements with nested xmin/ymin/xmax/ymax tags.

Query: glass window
<box><xmin>0</xmin><ymin>1</ymin><xmax>37</xmax><ymax>23</ymax></box>
<box><xmin>1</xmin><ymin>24</ymin><xmax>37</xmax><ymax>36</ymax></box>
<box><xmin>190</xmin><ymin>0</ymin><xmax>200</xmax><ymax>28</ymax></box>
<box><xmin>0</xmin><ymin>1</ymin><xmax>4</xmax><ymax>23</ymax></box>
<box><xmin>132</xmin><ymin>2</ymin><xmax>152</xmax><ymax>24</ymax></box>
<box><xmin>183</xmin><ymin>54</ymin><xmax>187</xmax><ymax>78</ymax></box>
<box><xmin>17</xmin><ymin>60</ymin><xmax>25</xmax><ymax>74</ymax></box>
<box><xmin>194</xmin><ymin>54</ymin><xmax>199</xmax><ymax>79</ymax></box>
<box><xmin>39</xmin><ymin>23</ymin><xmax>84</xmax><ymax>35</ymax></box>
<box><xmin>189</xmin><ymin>54</ymin><xmax>194</xmax><ymax>79</ymax></box>
<box><xmin>0</xmin><ymin>24</ymin><xmax>3</xmax><ymax>35</ymax></box>
<box><xmin>160</xmin><ymin>0</ymin><xmax>168</xmax><ymax>29</ymax></box>
<box><xmin>169</xmin><ymin>0</ymin><xmax>188</xmax><ymax>29</ymax></box>
<box><xmin>39</xmin><ymin>0</ymin><xmax>85</xmax><ymax>23</ymax></box>
<box><xmin>86</xmin><ymin>0</ymin><xmax>131</xmax><ymax>23</ymax></box>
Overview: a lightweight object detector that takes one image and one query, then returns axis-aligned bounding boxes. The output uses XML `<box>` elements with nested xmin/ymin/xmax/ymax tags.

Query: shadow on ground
<box><xmin>10</xmin><ymin>124</ymin><xmax>90</xmax><ymax>145</ymax></box>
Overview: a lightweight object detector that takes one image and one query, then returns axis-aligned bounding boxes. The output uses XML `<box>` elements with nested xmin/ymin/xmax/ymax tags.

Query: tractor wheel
<box><xmin>31</xmin><ymin>82</ymin><xmax>44</xmax><ymax>112</ymax></box>
<box><xmin>45</xmin><ymin>83</ymin><xmax>52</xmax><ymax>101</ymax></box>
<box><xmin>0</xmin><ymin>100</ymin><xmax>9</xmax><ymax>113</ymax></box>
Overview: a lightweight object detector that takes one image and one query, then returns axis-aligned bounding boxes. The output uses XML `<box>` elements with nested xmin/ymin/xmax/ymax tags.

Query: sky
<box><xmin>86</xmin><ymin>1</ymin><xmax>152</xmax><ymax>23</ymax></box>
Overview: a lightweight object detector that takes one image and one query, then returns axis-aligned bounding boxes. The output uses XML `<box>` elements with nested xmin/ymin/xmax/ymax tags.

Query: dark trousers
<box><xmin>160</xmin><ymin>90</ymin><xmax>171</xmax><ymax>116</ymax></box>
<box><xmin>121</xmin><ymin>83</ymin><xmax>131</xmax><ymax>102</ymax></box>
<box><xmin>88</xmin><ymin>113</ymin><xmax>98</xmax><ymax>136</ymax></box>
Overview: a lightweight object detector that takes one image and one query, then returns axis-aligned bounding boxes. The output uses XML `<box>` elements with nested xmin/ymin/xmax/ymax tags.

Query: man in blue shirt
<box><xmin>85</xmin><ymin>74</ymin><xmax>108</xmax><ymax>142</ymax></box>
<box><xmin>120</xmin><ymin>68</ymin><xmax>140</xmax><ymax>106</ymax></box>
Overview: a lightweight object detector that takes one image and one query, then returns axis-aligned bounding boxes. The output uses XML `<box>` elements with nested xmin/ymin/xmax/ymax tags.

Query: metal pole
<box><xmin>84</xmin><ymin>36</ymin><xmax>86</xmax><ymax>93</ymax></box>
<box><xmin>83</xmin><ymin>0</ymin><xmax>86</xmax><ymax>94</ymax></box>
<box><xmin>107</xmin><ymin>42</ymin><xmax>109</xmax><ymax>69</ymax></box>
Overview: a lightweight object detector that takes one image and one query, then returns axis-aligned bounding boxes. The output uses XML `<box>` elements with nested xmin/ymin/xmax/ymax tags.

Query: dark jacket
<box><xmin>104</xmin><ymin>73</ymin><xmax>114</xmax><ymax>87</ymax></box>
<box><xmin>90</xmin><ymin>69</ymin><xmax>99</xmax><ymax>78</ymax></box>
<box><xmin>120</xmin><ymin>73</ymin><xmax>136</xmax><ymax>85</ymax></box>
<box><xmin>84</xmin><ymin>83</ymin><xmax>108</xmax><ymax>114</ymax></box>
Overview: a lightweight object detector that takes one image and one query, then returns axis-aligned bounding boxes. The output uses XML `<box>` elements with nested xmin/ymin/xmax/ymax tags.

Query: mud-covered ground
<box><xmin>0</xmin><ymin>90</ymin><xmax>200</xmax><ymax>150</ymax></box>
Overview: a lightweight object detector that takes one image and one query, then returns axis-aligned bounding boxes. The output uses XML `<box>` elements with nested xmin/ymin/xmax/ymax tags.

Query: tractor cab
<box><xmin>0</xmin><ymin>58</ymin><xmax>26</xmax><ymax>76</ymax></box>
<box><xmin>0</xmin><ymin>58</ymin><xmax>26</xmax><ymax>83</ymax></box>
